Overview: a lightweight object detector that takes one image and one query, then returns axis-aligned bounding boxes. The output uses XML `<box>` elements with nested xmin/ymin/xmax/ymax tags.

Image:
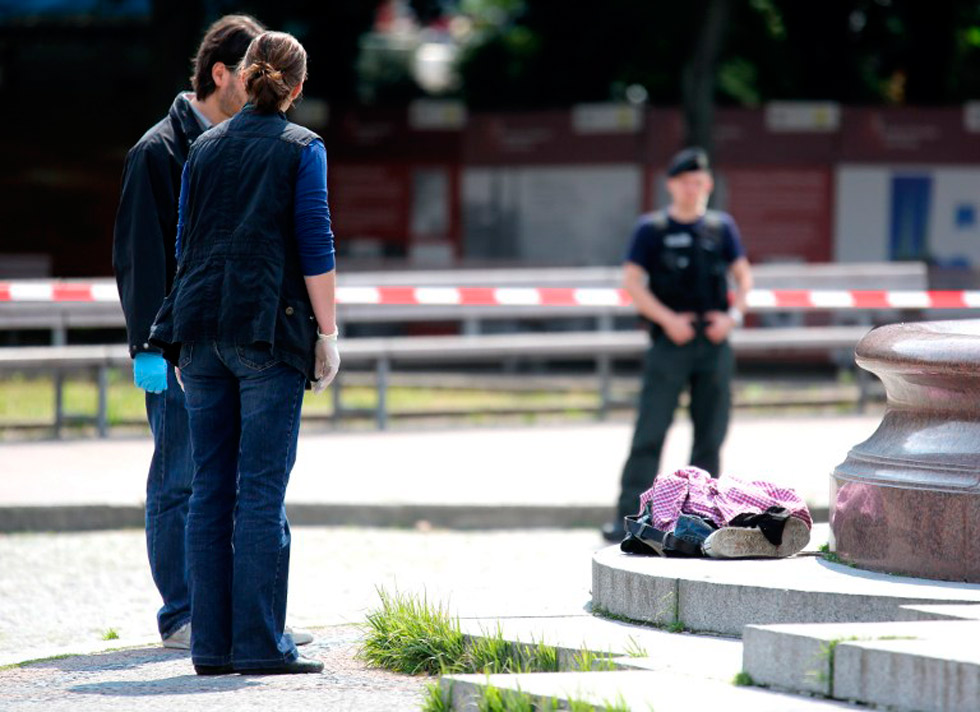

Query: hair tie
<box><xmin>257</xmin><ymin>61</ymin><xmax>283</xmax><ymax>82</ymax></box>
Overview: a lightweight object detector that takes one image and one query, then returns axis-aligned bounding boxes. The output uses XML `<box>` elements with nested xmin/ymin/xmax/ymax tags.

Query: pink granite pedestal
<box><xmin>831</xmin><ymin>320</ymin><xmax>980</xmax><ymax>582</ymax></box>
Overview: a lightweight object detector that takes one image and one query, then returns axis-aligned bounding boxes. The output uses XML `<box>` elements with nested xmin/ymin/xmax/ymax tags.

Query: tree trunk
<box><xmin>681</xmin><ymin>0</ymin><xmax>731</xmax><ymax>153</ymax></box>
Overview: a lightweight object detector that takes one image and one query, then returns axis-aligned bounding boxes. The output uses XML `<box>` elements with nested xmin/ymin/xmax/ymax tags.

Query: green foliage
<box><xmin>466</xmin><ymin>626</ymin><xmax>516</xmax><ymax>674</ymax></box>
<box><xmin>624</xmin><ymin>637</ymin><xmax>648</xmax><ymax>658</ymax></box>
<box><xmin>821</xmin><ymin>550</ymin><xmax>856</xmax><ymax>567</ymax></box>
<box><xmin>571</xmin><ymin>648</ymin><xmax>616</xmax><ymax>673</ymax></box>
<box><xmin>717</xmin><ymin>57</ymin><xmax>760</xmax><ymax>106</ymax></box>
<box><xmin>421</xmin><ymin>681</ymin><xmax>453</xmax><ymax>712</ymax></box>
<box><xmin>0</xmin><ymin>371</ymin><xmax>599</xmax><ymax>439</ymax></box>
<box><xmin>600</xmin><ymin>694</ymin><xmax>632</xmax><ymax>712</ymax></box>
<box><xmin>732</xmin><ymin>670</ymin><xmax>755</xmax><ymax>687</ymax></box>
<box><xmin>453</xmin><ymin>0</ymin><xmax>980</xmax><ymax>109</ymax></box>
<box><xmin>102</xmin><ymin>628</ymin><xmax>120</xmax><ymax>641</ymax></box>
<box><xmin>359</xmin><ymin>588</ymin><xmax>465</xmax><ymax>675</ymax></box>
<box><xmin>588</xmin><ymin>604</ymin><xmax>634</xmax><ymax>625</ymax></box>
<box><xmin>362</xmin><ymin>587</ymin><xmax>612</xmax><ymax>679</ymax></box>
<box><xmin>525</xmin><ymin>639</ymin><xmax>559</xmax><ymax>673</ymax></box>
<box><xmin>477</xmin><ymin>684</ymin><xmax>536</xmax><ymax>712</ymax></box>
<box><xmin>667</xmin><ymin>621</ymin><xmax>685</xmax><ymax>634</ymax></box>
<box><xmin>566</xmin><ymin>698</ymin><xmax>597</xmax><ymax>712</ymax></box>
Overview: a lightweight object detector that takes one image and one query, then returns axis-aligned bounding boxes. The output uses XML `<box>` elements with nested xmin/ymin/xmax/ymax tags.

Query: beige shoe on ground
<box><xmin>162</xmin><ymin>622</ymin><xmax>191</xmax><ymax>650</ymax></box>
<box><xmin>286</xmin><ymin>625</ymin><xmax>314</xmax><ymax>646</ymax></box>
<box><xmin>702</xmin><ymin>516</ymin><xmax>810</xmax><ymax>559</ymax></box>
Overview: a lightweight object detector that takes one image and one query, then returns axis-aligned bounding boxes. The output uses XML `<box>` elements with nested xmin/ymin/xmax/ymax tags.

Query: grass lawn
<box><xmin>0</xmin><ymin>370</ymin><xmax>600</xmax><ymax>430</ymax></box>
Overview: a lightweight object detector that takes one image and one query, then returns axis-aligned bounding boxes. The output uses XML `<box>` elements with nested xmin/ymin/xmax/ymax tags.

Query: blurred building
<box><xmin>325</xmin><ymin>101</ymin><xmax>980</xmax><ymax>271</ymax></box>
<box><xmin>1</xmin><ymin>3</ymin><xmax>980</xmax><ymax>278</ymax></box>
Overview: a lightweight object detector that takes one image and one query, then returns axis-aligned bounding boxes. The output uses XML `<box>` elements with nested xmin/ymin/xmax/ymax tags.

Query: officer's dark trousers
<box><xmin>616</xmin><ymin>334</ymin><xmax>735</xmax><ymax>521</ymax></box>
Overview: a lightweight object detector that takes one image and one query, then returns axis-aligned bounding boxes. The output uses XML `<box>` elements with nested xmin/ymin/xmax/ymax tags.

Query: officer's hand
<box><xmin>312</xmin><ymin>329</ymin><xmax>341</xmax><ymax>394</ymax></box>
<box><xmin>704</xmin><ymin>311</ymin><xmax>734</xmax><ymax>344</ymax></box>
<box><xmin>133</xmin><ymin>353</ymin><xmax>168</xmax><ymax>393</ymax></box>
<box><xmin>663</xmin><ymin>312</ymin><xmax>696</xmax><ymax>345</ymax></box>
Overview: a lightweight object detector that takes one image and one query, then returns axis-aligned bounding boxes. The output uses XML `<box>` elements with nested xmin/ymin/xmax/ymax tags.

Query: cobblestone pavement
<box><xmin>0</xmin><ymin>626</ymin><xmax>428</xmax><ymax>712</ymax></box>
<box><xmin>0</xmin><ymin>526</ymin><xmax>603</xmax><ymax>710</ymax></box>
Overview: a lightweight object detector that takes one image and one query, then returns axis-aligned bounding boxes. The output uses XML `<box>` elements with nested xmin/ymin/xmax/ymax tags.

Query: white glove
<box><xmin>313</xmin><ymin>329</ymin><xmax>340</xmax><ymax>394</ymax></box>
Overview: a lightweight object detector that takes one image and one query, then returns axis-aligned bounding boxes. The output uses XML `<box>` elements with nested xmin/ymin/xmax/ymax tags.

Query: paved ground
<box><xmin>0</xmin><ymin>527</ymin><xmax>600</xmax><ymax>665</ymax></box>
<box><xmin>0</xmin><ymin>625</ymin><xmax>427</xmax><ymax>712</ymax></box>
<box><xmin>0</xmin><ymin>526</ymin><xmax>604</xmax><ymax>709</ymax></box>
<box><xmin>0</xmin><ymin>414</ymin><xmax>883</xmax><ymax>709</ymax></box>
<box><xmin>0</xmin><ymin>412</ymin><xmax>884</xmax><ymax>523</ymax></box>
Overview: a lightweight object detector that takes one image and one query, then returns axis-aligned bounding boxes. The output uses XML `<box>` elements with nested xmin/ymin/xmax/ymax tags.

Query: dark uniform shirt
<box><xmin>625</xmin><ymin>210</ymin><xmax>745</xmax><ymax>315</ymax></box>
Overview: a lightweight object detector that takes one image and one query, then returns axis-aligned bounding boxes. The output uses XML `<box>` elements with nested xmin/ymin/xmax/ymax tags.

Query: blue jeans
<box><xmin>178</xmin><ymin>342</ymin><xmax>307</xmax><ymax>669</ymax></box>
<box><xmin>144</xmin><ymin>364</ymin><xmax>193</xmax><ymax>639</ymax></box>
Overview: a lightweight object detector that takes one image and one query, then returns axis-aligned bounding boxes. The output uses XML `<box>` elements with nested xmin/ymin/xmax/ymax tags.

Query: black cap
<box><xmin>667</xmin><ymin>147</ymin><xmax>710</xmax><ymax>177</ymax></box>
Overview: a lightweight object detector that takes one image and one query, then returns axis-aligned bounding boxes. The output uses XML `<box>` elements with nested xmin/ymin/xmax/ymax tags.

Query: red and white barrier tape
<box><xmin>3</xmin><ymin>281</ymin><xmax>980</xmax><ymax>309</ymax></box>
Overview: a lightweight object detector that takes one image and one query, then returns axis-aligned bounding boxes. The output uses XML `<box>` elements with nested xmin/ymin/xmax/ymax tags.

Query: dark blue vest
<box><xmin>645</xmin><ymin>209</ymin><xmax>730</xmax><ymax>315</ymax></box>
<box><xmin>151</xmin><ymin>106</ymin><xmax>321</xmax><ymax>379</ymax></box>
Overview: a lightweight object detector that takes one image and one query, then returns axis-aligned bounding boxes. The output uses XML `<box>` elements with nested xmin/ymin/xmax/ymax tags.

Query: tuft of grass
<box><xmin>102</xmin><ymin>628</ymin><xmax>120</xmax><ymax>641</ymax></box>
<box><xmin>525</xmin><ymin>639</ymin><xmax>559</xmax><ymax>673</ymax></box>
<box><xmin>421</xmin><ymin>681</ymin><xmax>452</xmax><ymax>712</ymax></box>
<box><xmin>566</xmin><ymin>697</ymin><xmax>597</xmax><ymax>712</ymax></box>
<box><xmin>466</xmin><ymin>626</ymin><xmax>516</xmax><ymax>674</ymax></box>
<box><xmin>591</xmin><ymin>602</ymin><xmax>687</xmax><ymax>636</ymax></box>
<box><xmin>358</xmin><ymin>588</ymin><xmax>464</xmax><ymax>675</ymax></box>
<box><xmin>818</xmin><ymin>543</ymin><xmax>830</xmax><ymax>553</ymax></box>
<box><xmin>589</xmin><ymin>604</ymin><xmax>635</xmax><ymax>624</ymax></box>
<box><xmin>600</xmin><ymin>693</ymin><xmax>632</xmax><ymax>712</ymax></box>
<box><xmin>809</xmin><ymin>636</ymin><xmax>862</xmax><ymax>692</ymax></box>
<box><xmin>624</xmin><ymin>636</ymin><xmax>648</xmax><ymax>658</ymax></box>
<box><xmin>362</xmin><ymin>588</ymin><xmax>623</xmax><ymax>679</ymax></box>
<box><xmin>477</xmin><ymin>683</ymin><xmax>537</xmax><ymax>712</ymax></box>
<box><xmin>732</xmin><ymin>670</ymin><xmax>755</xmax><ymax>686</ymax></box>
<box><xmin>571</xmin><ymin>647</ymin><xmax>616</xmax><ymax>672</ymax></box>
<box><xmin>821</xmin><ymin>550</ymin><xmax>857</xmax><ymax>567</ymax></box>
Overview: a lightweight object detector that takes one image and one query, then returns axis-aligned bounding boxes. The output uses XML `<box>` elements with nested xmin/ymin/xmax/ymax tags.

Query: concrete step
<box><xmin>592</xmin><ymin>545</ymin><xmax>980</xmax><ymax>636</ymax></box>
<box><xmin>452</xmin><ymin>614</ymin><xmax>861</xmax><ymax>710</ymax></box>
<box><xmin>743</xmin><ymin>620</ymin><xmax>980</xmax><ymax>712</ymax></box>
<box><xmin>458</xmin><ymin>614</ymin><xmax>741</xmax><ymax>677</ymax></box>
<box><xmin>440</xmin><ymin>669</ymin><xmax>859</xmax><ymax>711</ymax></box>
<box><xmin>899</xmin><ymin>602</ymin><xmax>980</xmax><ymax>621</ymax></box>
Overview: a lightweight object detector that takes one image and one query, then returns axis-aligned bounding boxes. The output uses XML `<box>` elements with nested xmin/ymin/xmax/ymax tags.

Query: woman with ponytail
<box><xmin>150</xmin><ymin>31</ymin><xmax>338</xmax><ymax>676</ymax></box>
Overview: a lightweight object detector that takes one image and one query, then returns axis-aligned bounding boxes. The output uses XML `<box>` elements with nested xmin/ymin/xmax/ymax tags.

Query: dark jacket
<box><xmin>112</xmin><ymin>93</ymin><xmax>205</xmax><ymax>358</ymax></box>
<box><xmin>149</xmin><ymin>105</ymin><xmax>321</xmax><ymax>380</ymax></box>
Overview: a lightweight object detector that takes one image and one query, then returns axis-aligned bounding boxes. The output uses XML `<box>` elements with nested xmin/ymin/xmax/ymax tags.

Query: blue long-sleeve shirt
<box><xmin>176</xmin><ymin>139</ymin><xmax>336</xmax><ymax>276</ymax></box>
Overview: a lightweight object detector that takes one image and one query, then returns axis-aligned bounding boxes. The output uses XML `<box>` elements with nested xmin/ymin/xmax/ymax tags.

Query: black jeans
<box><xmin>616</xmin><ymin>334</ymin><xmax>734</xmax><ymax>521</ymax></box>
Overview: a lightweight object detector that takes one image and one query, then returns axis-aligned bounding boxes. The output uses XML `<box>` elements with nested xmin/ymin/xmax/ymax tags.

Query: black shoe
<box><xmin>195</xmin><ymin>664</ymin><xmax>235</xmax><ymax>676</ymax></box>
<box><xmin>601</xmin><ymin>520</ymin><xmax>626</xmax><ymax>543</ymax></box>
<box><xmin>238</xmin><ymin>655</ymin><xmax>324</xmax><ymax>675</ymax></box>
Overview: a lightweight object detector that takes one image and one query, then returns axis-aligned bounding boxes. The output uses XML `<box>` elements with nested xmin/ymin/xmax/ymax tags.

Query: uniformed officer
<box><xmin>603</xmin><ymin>147</ymin><xmax>753</xmax><ymax>542</ymax></box>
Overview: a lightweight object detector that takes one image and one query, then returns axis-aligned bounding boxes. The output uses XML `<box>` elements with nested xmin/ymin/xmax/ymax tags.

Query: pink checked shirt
<box><xmin>638</xmin><ymin>466</ymin><xmax>812</xmax><ymax>532</ymax></box>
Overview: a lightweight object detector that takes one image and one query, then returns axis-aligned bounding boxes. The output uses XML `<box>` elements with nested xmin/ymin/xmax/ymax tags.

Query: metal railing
<box><xmin>0</xmin><ymin>261</ymin><xmax>933</xmax><ymax>436</ymax></box>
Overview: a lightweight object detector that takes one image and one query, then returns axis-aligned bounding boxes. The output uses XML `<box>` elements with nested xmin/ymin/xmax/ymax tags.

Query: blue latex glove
<box><xmin>133</xmin><ymin>353</ymin><xmax>168</xmax><ymax>393</ymax></box>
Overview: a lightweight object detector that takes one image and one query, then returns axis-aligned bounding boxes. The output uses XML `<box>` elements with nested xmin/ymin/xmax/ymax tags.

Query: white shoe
<box><xmin>703</xmin><ymin>516</ymin><xmax>810</xmax><ymax>559</ymax></box>
<box><xmin>286</xmin><ymin>625</ymin><xmax>314</xmax><ymax>646</ymax></box>
<box><xmin>162</xmin><ymin>622</ymin><xmax>191</xmax><ymax>650</ymax></box>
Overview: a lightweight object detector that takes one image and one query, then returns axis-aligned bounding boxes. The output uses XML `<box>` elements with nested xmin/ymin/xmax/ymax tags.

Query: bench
<box><xmin>0</xmin><ymin>262</ymin><xmax>931</xmax><ymax>435</ymax></box>
<box><xmin>0</xmin><ymin>324</ymin><xmax>872</xmax><ymax>435</ymax></box>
